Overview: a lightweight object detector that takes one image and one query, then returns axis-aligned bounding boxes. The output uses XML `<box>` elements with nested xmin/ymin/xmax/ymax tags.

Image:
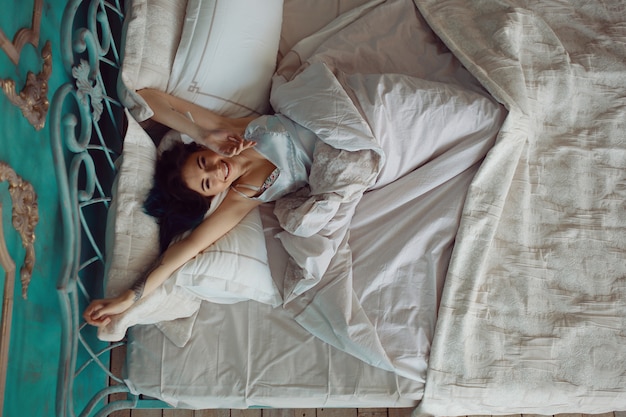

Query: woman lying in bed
<box><xmin>84</xmin><ymin>88</ymin><xmax>318</xmax><ymax>327</ymax></box>
<box><xmin>84</xmin><ymin>72</ymin><xmax>504</xmax><ymax>329</ymax></box>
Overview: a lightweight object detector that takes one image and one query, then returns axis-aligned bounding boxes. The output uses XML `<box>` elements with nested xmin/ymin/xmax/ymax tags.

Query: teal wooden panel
<box><xmin>1</xmin><ymin>0</ymin><xmax>75</xmax><ymax>416</ymax></box>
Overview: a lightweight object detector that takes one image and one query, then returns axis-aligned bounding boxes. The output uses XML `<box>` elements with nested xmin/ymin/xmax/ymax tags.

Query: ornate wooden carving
<box><xmin>0</xmin><ymin>160</ymin><xmax>39</xmax><ymax>414</ymax></box>
<box><xmin>0</xmin><ymin>204</ymin><xmax>16</xmax><ymax>415</ymax></box>
<box><xmin>0</xmin><ymin>0</ymin><xmax>50</xmax><ymax>130</ymax></box>
<box><xmin>0</xmin><ymin>41</ymin><xmax>51</xmax><ymax>131</ymax></box>
<box><xmin>0</xmin><ymin>0</ymin><xmax>42</xmax><ymax>65</ymax></box>
<box><xmin>0</xmin><ymin>161</ymin><xmax>39</xmax><ymax>299</ymax></box>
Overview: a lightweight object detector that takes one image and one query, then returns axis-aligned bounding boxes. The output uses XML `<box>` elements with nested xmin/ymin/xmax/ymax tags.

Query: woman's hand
<box><xmin>202</xmin><ymin>129</ymin><xmax>256</xmax><ymax>157</ymax></box>
<box><xmin>83</xmin><ymin>290</ymin><xmax>135</xmax><ymax>327</ymax></box>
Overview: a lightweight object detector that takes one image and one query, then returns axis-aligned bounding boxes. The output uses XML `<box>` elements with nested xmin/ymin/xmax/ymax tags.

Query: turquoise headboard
<box><xmin>50</xmin><ymin>0</ymin><xmax>134</xmax><ymax>415</ymax></box>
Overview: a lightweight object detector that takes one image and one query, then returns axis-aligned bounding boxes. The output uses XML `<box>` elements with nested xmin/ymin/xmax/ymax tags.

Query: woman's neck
<box><xmin>233</xmin><ymin>148</ymin><xmax>276</xmax><ymax>189</ymax></box>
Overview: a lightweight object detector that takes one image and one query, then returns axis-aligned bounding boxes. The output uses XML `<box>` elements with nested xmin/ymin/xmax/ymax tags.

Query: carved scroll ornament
<box><xmin>0</xmin><ymin>0</ymin><xmax>42</xmax><ymax>65</ymax></box>
<box><xmin>0</xmin><ymin>161</ymin><xmax>39</xmax><ymax>299</ymax></box>
<box><xmin>0</xmin><ymin>161</ymin><xmax>38</xmax><ymax>416</ymax></box>
<box><xmin>0</xmin><ymin>0</ymin><xmax>50</xmax><ymax>130</ymax></box>
<box><xmin>0</xmin><ymin>41</ymin><xmax>51</xmax><ymax>131</ymax></box>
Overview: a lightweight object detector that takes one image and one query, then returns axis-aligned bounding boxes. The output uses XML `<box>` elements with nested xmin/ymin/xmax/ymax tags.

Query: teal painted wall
<box><xmin>1</xmin><ymin>0</ymin><xmax>67</xmax><ymax>416</ymax></box>
<box><xmin>2</xmin><ymin>0</ymin><xmax>124</xmax><ymax>414</ymax></box>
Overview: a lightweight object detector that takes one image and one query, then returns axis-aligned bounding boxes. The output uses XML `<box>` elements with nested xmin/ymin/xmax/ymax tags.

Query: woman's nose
<box><xmin>203</xmin><ymin>161</ymin><xmax>219</xmax><ymax>180</ymax></box>
<box><xmin>203</xmin><ymin>159</ymin><xmax>216</xmax><ymax>173</ymax></box>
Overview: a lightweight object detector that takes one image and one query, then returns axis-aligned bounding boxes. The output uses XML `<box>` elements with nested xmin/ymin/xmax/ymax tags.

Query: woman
<box><xmin>83</xmin><ymin>88</ymin><xmax>317</xmax><ymax>327</ymax></box>
<box><xmin>84</xmin><ymin>75</ymin><xmax>502</xmax><ymax>328</ymax></box>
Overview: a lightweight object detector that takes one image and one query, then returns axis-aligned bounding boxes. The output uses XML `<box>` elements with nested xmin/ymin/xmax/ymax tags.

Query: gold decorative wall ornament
<box><xmin>0</xmin><ymin>41</ymin><xmax>51</xmax><ymax>131</ymax></box>
<box><xmin>0</xmin><ymin>204</ymin><xmax>16</xmax><ymax>415</ymax></box>
<box><xmin>0</xmin><ymin>0</ymin><xmax>50</xmax><ymax>130</ymax></box>
<box><xmin>0</xmin><ymin>0</ymin><xmax>42</xmax><ymax>65</ymax></box>
<box><xmin>0</xmin><ymin>161</ymin><xmax>38</xmax><ymax>414</ymax></box>
<box><xmin>0</xmin><ymin>161</ymin><xmax>39</xmax><ymax>299</ymax></box>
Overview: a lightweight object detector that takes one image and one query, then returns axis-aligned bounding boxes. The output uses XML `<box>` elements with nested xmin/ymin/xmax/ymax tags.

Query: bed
<box><xmin>51</xmin><ymin>0</ymin><xmax>626</xmax><ymax>416</ymax></box>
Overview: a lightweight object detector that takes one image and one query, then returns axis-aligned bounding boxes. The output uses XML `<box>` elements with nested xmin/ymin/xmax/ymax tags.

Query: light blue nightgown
<box><xmin>237</xmin><ymin>114</ymin><xmax>318</xmax><ymax>203</ymax></box>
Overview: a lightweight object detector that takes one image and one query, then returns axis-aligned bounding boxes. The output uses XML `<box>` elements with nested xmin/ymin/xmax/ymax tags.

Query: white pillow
<box><xmin>103</xmin><ymin>111</ymin><xmax>281</xmax><ymax>344</ymax></box>
<box><xmin>172</xmin><ymin>209</ymin><xmax>280</xmax><ymax>306</ymax></box>
<box><xmin>104</xmin><ymin>109</ymin><xmax>161</xmax><ymax>298</ymax></box>
<box><xmin>156</xmin><ymin>130</ymin><xmax>279</xmax><ymax>306</ymax></box>
<box><xmin>166</xmin><ymin>0</ymin><xmax>284</xmax><ymax>117</ymax></box>
<box><xmin>118</xmin><ymin>0</ymin><xmax>188</xmax><ymax>121</ymax></box>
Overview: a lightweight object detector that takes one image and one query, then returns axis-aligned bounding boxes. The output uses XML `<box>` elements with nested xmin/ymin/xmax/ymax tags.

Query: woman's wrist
<box><xmin>121</xmin><ymin>289</ymin><xmax>136</xmax><ymax>304</ymax></box>
<box><xmin>191</xmin><ymin>125</ymin><xmax>210</xmax><ymax>144</ymax></box>
<box><xmin>193</xmin><ymin>128</ymin><xmax>221</xmax><ymax>151</ymax></box>
<box><xmin>130</xmin><ymin>276</ymin><xmax>147</xmax><ymax>302</ymax></box>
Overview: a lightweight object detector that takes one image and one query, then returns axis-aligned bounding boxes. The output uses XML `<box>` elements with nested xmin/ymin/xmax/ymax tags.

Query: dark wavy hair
<box><xmin>143</xmin><ymin>141</ymin><xmax>212</xmax><ymax>253</ymax></box>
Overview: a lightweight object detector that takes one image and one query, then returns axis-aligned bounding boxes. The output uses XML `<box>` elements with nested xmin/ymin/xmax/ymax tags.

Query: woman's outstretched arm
<box><xmin>137</xmin><ymin>88</ymin><xmax>258</xmax><ymax>156</ymax></box>
<box><xmin>83</xmin><ymin>191</ymin><xmax>261</xmax><ymax>326</ymax></box>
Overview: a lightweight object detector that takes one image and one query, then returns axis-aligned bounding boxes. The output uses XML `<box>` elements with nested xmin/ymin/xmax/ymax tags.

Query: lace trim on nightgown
<box><xmin>230</xmin><ymin>167</ymin><xmax>280</xmax><ymax>199</ymax></box>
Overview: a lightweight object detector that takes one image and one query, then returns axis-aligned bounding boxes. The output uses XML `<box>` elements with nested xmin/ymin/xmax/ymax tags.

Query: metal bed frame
<box><xmin>50</xmin><ymin>0</ymin><xmax>164</xmax><ymax>415</ymax></box>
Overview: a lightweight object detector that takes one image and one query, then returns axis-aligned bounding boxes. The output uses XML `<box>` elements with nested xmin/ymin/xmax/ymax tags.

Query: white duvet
<box><xmin>267</xmin><ymin>0</ymin><xmax>503</xmax><ymax>381</ymax></box>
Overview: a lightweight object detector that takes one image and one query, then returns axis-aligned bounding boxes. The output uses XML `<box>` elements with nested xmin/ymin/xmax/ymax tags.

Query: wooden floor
<box><xmin>111</xmin><ymin>409</ymin><xmax>626</xmax><ymax>417</ymax></box>
<box><xmin>112</xmin><ymin>409</ymin><xmax>413</xmax><ymax>417</ymax></box>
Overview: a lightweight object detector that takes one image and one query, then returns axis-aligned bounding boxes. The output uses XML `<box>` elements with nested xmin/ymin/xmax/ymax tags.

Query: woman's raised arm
<box><xmin>137</xmin><ymin>88</ymin><xmax>257</xmax><ymax>156</ymax></box>
<box><xmin>83</xmin><ymin>191</ymin><xmax>260</xmax><ymax>326</ymax></box>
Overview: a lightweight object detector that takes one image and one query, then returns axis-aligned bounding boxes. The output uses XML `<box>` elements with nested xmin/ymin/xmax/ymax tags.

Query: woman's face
<box><xmin>181</xmin><ymin>149</ymin><xmax>238</xmax><ymax>197</ymax></box>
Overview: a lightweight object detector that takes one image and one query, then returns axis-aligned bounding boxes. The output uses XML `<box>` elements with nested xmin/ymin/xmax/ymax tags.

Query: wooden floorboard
<box><xmin>122</xmin><ymin>410</ymin><xmax>411</xmax><ymax>417</ymax></box>
<box><xmin>116</xmin><ymin>410</ymin><xmax>623</xmax><ymax>417</ymax></box>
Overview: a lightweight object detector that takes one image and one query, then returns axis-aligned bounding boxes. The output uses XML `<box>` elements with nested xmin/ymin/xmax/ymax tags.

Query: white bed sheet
<box><xmin>279</xmin><ymin>0</ymin><xmax>374</xmax><ymax>59</ymax></box>
<box><xmin>125</xmin><ymin>204</ymin><xmax>426</xmax><ymax>409</ymax></box>
<box><xmin>123</xmin><ymin>0</ymin><xmax>504</xmax><ymax>408</ymax></box>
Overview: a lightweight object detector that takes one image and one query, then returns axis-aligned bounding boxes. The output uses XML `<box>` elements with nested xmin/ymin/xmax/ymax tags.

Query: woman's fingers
<box><xmin>205</xmin><ymin>129</ymin><xmax>256</xmax><ymax>156</ymax></box>
<box><xmin>84</xmin><ymin>301</ymin><xmax>103</xmax><ymax>324</ymax></box>
<box><xmin>228</xmin><ymin>136</ymin><xmax>254</xmax><ymax>146</ymax></box>
<box><xmin>84</xmin><ymin>301</ymin><xmax>102</xmax><ymax>318</ymax></box>
<box><xmin>83</xmin><ymin>299</ymin><xmax>117</xmax><ymax>327</ymax></box>
<box><xmin>224</xmin><ymin>136</ymin><xmax>256</xmax><ymax>156</ymax></box>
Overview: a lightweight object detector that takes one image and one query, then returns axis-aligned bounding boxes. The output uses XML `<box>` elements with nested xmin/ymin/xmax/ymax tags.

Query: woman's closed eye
<box><xmin>197</xmin><ymin>156</ymin><xmax>210</xmax><ymax>191</ymax></box>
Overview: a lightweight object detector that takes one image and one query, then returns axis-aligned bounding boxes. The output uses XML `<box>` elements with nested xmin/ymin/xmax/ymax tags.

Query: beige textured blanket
<box><xmin>416</xmin><ymin>0</ymin><xmax>626</xmax><ymax>415</ymax></box>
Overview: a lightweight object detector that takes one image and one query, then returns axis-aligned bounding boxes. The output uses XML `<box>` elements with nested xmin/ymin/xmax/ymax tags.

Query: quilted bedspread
<box><xmin>415</xmin><ymin>0</ymin><xmax>626</xmax><ymax>415</ymax></box>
